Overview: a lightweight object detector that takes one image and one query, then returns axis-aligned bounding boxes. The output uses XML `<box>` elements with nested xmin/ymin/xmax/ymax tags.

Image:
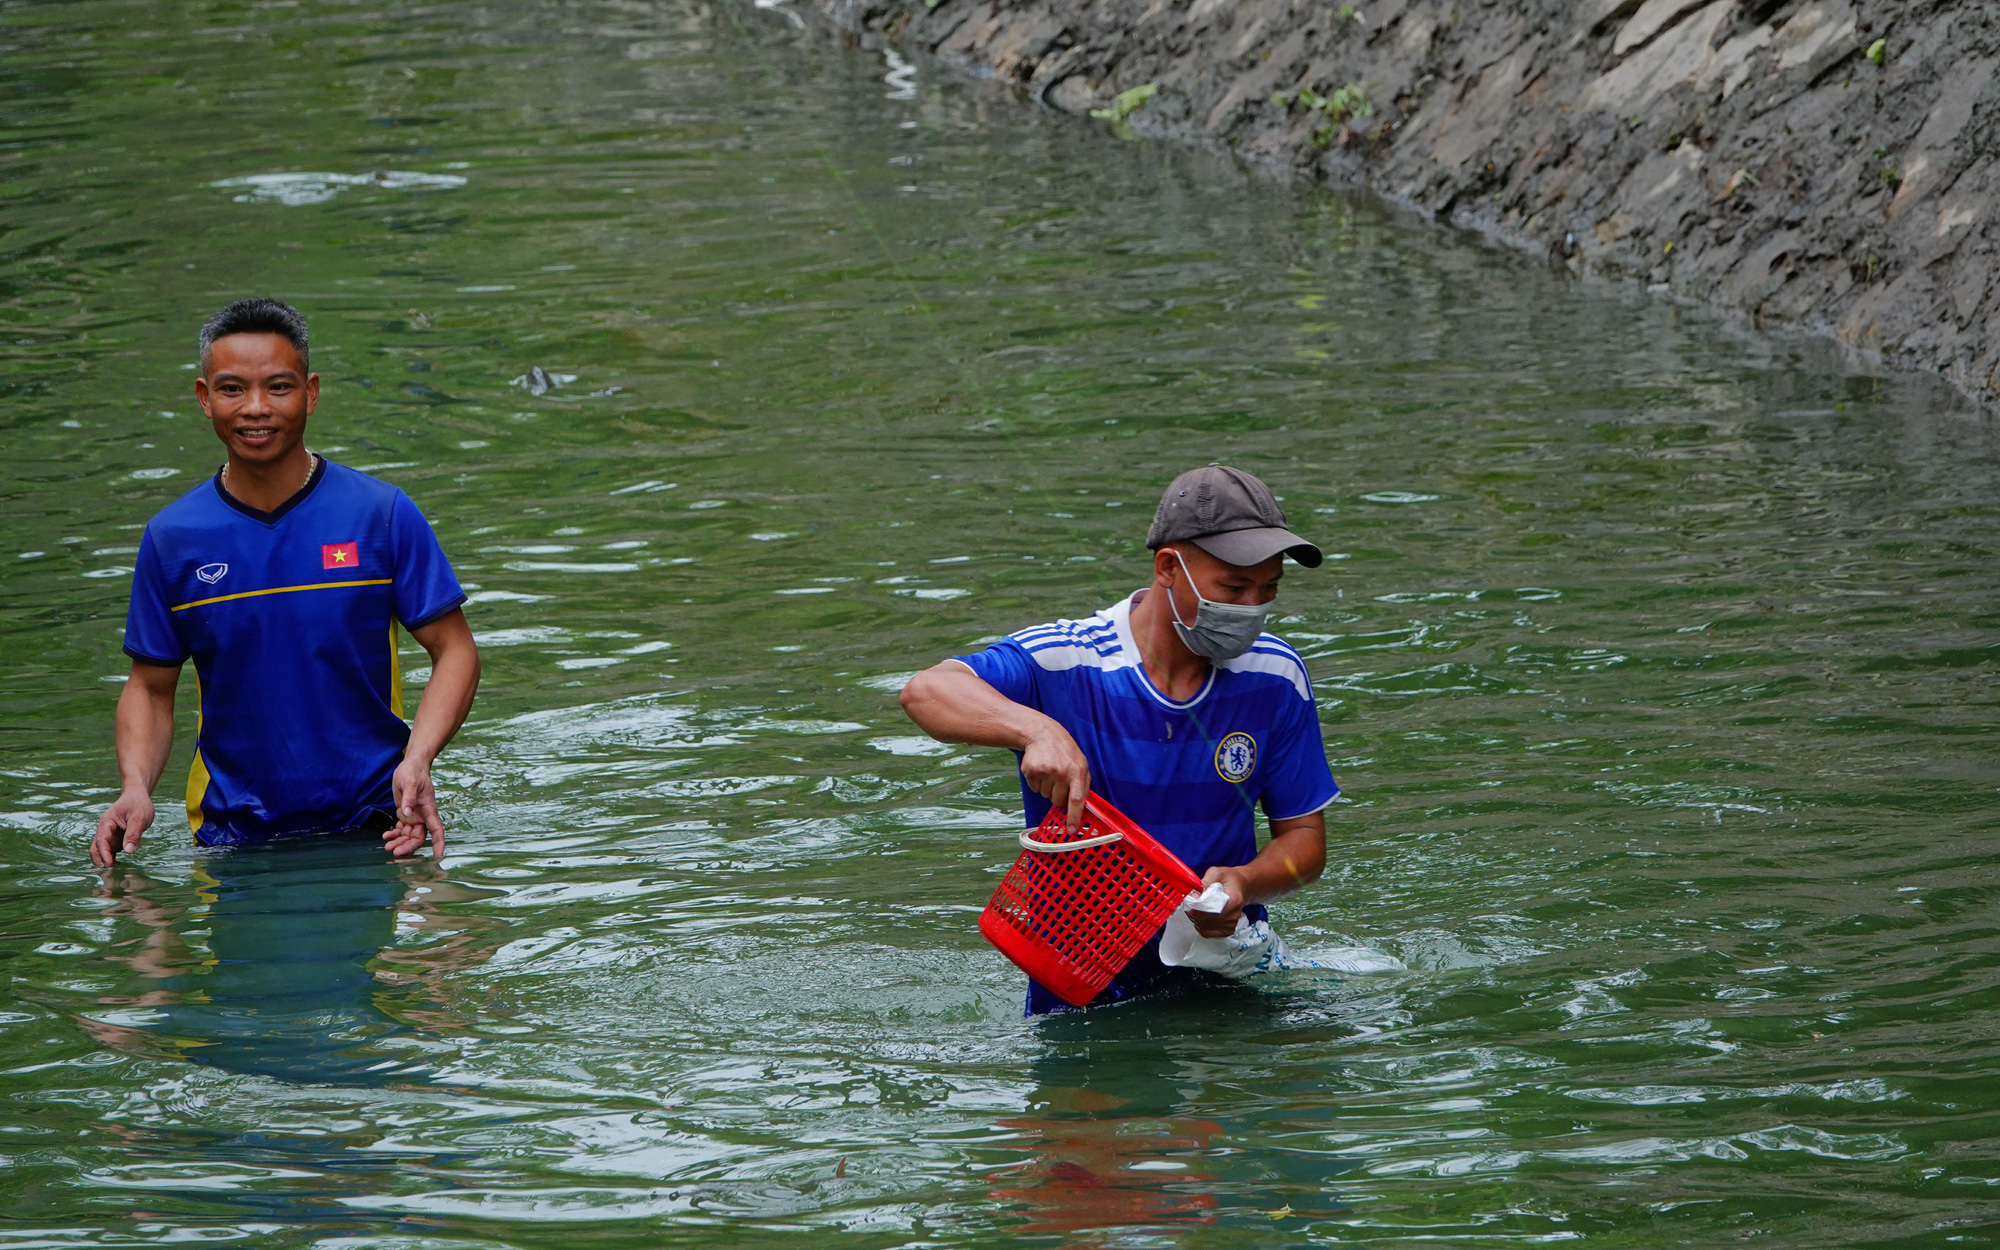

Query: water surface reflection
<box><xmin>88</xmin><ymin>840</ymin><xmax>499</xmax><ymax>1085</ymax></box>
<box><xmin>998</xmin><ymin>998</ymin><xmax>1365</xmax><ymax>1242</ymax></box>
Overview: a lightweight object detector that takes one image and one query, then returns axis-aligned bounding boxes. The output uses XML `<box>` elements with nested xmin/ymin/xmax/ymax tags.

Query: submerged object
<box><xmin>979</xmin><ymin>793</ymin><xmax>1201</xmax><ymax>1007</ymax></box>
<box><xmin>510</xmin><ymin>366</ymin><xmax>576</xmax><ymax>396</ymax></box>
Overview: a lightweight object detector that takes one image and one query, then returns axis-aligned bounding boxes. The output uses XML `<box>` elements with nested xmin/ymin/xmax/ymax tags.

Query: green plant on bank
<box><xmin>1090</xmin><ymin>82</ymin><xmax>1158</xmax><ymax>124</ymax></box>
<box><xmin>1272</xmin><ymin>81</ymin><xmax>1373</xmax><ymax>148</ymax></box>
<box><xmin>1866</xmin><ymin>37</ymin><xmax>1886</xmax><ymax>65</ymax></box>
<box><xmin>1272</xmin><ymin>81</ymin><xmax>1372</xmax><ymax>122</ymax></box>
<box><xmin>1873</xmin><ymin>145</ymin><xmax>1903</xmax><ymax>187</ymax></box>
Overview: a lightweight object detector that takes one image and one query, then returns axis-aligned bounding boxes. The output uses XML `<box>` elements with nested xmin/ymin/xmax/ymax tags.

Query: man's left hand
<box><xmin>1192</xmin><ymin>866</ymin><xmax>1248</xmax><ymax>938</ymax></box>
<box><xmin>386</xmin><ymin>757</ymin><xmax>444</xmax><ymax>860</ymax></box>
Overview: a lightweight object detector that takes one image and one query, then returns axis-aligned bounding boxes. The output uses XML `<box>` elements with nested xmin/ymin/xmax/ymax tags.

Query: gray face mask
<box><xmin>1166</xmin><ymin>549</ymin><xmax>1271</xmax><ymax>661</ymax></box>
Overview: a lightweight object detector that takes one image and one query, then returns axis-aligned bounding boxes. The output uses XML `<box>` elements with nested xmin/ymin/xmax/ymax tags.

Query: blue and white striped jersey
<box><xmin>953</xmin><ymin>590</ymin><xmax>1337</xmax><ymax>886</ymax></box>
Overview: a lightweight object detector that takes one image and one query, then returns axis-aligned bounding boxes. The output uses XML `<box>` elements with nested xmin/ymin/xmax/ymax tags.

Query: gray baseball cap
<box><xmin>1145</xmin><ymin>463</ymin><xmax>1324</xmax><ymax>568</ymax></box>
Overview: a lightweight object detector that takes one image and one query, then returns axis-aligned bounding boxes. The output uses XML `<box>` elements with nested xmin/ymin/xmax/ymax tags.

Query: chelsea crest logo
<box><xmin>1214</xmin><ymin>732</ymin><xmax>1257</xmax><ymax>783</ymax></box>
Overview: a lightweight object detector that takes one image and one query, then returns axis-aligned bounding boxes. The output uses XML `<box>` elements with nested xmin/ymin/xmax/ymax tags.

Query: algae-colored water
<box><xmin>4</xmin><ymin>1</ymin><xmax>1998</xmax><ymax>1245</ymax></box>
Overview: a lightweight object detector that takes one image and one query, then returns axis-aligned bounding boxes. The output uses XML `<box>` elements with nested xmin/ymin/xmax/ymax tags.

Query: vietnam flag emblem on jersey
<box><xmin>322</xmin><ymin>541</ymin><xmax>359</xmax><ymax>570</ymax></box>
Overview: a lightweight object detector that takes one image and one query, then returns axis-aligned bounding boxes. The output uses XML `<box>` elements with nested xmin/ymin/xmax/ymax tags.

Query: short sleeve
<box><xmin>1257</xmin><ymin>682</ymin><xmax>1338</xmax><ymax>821</ymax></box>
<box><xmin>122</xmin><ymin>529</ymin><xmax>187</xmax><ymax>666</ymax></box>
<box><xmin>388</xmin><ymin>491</ymin><xmax>466</xmax><ymax>629</ymax></box>
<box><xmin>950</xmin><ymin>639</ymin><xmax>1040</xmax><ymax>710</ymax></box>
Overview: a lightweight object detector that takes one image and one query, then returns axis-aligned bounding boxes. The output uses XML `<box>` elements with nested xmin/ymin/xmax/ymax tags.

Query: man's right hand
<box><xmin>1021</xmin><ymin>723</ymin><xmax>1091</xmax><ymax>832</ymax></box>
<box><xmin>95</xmin><ymin>660</ymin><xmax>179</xmax><ymax>868</ymax></box>
<box><xmin>92</xmin><ymin>789</ymin><xmax>155</xmax><ymax>868</ymax></box>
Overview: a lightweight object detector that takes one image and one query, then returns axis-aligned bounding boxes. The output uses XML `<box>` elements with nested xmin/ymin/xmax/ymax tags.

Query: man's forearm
<box><xmin>93</xmin><ymin>663</ymin><xmax>179</xmax><ymax>863</ymax></box>
<box><xmin>115</xmin><ymin>666</ymin><xmax>178</xmax><ymax>794</ymax></box>
<box><xmin>903</xmin><ymin>661</ymin><xmax>1095</xmax><ymax>827</ymax></box>
<box><xmin>1235</xmin><ymin>818</ymin><xmax>1327</xmax><ymax>906</ymax></box>
<box><xmin>405</xmin><ymin>642</ymin><xmax>478</xmax><ymax>765</ymax></box>
<box><xmin>403</xmin><ymin>610</ymin><xmax>480</xmax><ymax>767</ymax></box>
<box><xmin>900</xmin><ymin>663</ymin><xmax>1054</xmax><ymax>751</ymax></box>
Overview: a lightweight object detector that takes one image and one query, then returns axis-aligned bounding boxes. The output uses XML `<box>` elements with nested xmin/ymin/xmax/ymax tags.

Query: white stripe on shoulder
<box><xmin>1011</xmin><ymin>615</ymin><xmax>1137</xmax><ymax>672</ymax></box>
<box><xmin>1219</xmin><ymin>635</ymin><xmax>1312</xmax><ymax>700</ymax></box>
<box><xmin>1246</xmin><ymin>634</ymin><xmax>1305</xmax><ymax>662</ymax></box>
<box><xmin>1030</xmin><ymin>643</ymin><xmax>1135</xmax><ymax>672</ymax></box>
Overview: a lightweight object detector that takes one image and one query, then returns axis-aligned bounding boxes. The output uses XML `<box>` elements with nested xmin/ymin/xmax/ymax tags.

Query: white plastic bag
<box><xmin>1157</xmin><ymin>883</ymin><xmax>1319</xmax><ymax>977</ymax></box>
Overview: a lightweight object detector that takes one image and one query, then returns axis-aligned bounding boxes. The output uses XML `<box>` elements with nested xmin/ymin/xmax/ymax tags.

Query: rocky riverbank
<box><xmin>799</xmin><ymin>0</ymin><xmax>1998</xmax><ymax>405</ymax></box>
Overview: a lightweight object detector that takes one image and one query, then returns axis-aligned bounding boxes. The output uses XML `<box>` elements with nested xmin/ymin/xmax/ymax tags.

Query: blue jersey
<box><xmin>123</xmin><ymin>460</ymin><xmax>465</xmax><ymax>845</ymax></box>
<box><xmin>955</xmin><ymin>591</ymin><xmax>1338</xmax><ymax>888</ymax></box>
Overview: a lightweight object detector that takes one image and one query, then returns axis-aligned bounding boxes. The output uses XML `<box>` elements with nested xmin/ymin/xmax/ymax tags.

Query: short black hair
<box><xmin>198</xmin><ymin>297</ymin><xmax>310</xmax><ymax>374</ymax></box>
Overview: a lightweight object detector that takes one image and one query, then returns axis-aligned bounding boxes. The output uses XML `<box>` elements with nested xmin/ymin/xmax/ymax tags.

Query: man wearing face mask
<box><xmin>900</xmin><ymin>463</ymin><xmax>1337</xmax><ymax>1013</ymax></box>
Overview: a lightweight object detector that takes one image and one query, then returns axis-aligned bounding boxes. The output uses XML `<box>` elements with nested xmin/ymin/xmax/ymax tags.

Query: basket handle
<box><xmin>1018</xmin><ymin>827</ymin><xmax>1125</xmax><ymax>853</ymax></box>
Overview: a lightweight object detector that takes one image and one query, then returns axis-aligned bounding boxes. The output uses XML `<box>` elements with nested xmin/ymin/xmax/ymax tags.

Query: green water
<box><xmin>4</xmin><ymin>0</ymin><xmax>1999</xmax><ymax>1244</ymax></box>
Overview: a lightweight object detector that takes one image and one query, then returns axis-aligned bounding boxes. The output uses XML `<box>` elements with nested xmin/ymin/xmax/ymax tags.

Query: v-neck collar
<box><xmin>212</xmin><ymin>455</ymin><xmax>327</xmax><ymax>526</ymax></box>
<box><xmin>1108</xmin><ymin>590</ymin><xmax>1216</xmax><ymax>711</ymax></box>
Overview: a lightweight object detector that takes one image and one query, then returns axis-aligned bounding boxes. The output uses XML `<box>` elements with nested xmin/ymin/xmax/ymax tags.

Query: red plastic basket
<box><xmin>978</xmin><ymin>793</ymin><xmax>1203</xmax><ymax>1007</ymax></box>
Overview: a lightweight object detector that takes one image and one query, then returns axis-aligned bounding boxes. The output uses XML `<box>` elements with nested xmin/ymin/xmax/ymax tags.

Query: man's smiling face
<box><xmin>194</xmin><ymin>332</ymin><xmax>319</xmax><ymax>467</ymax></box>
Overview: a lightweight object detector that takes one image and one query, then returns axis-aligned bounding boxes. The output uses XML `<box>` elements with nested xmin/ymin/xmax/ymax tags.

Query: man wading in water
<box><xmin>91</xmin><ymin>298</ymin><xmax>480</xmax><ymax>864</ymax></box>
<box><xmin>899</xmin><ymin>464</ymin><xmax>1338</xmax><ymax>1013</ymax></box>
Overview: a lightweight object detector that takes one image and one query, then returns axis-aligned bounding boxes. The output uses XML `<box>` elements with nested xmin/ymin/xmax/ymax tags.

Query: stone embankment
<box><xmin>802</xmin><ymin>0</ymin><xmax>1998</xmax><ymax>405</ymax></box>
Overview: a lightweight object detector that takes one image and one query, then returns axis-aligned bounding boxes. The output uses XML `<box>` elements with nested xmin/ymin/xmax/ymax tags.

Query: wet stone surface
<box><xmin>820</xmin><ymin>0</ymin><xmax>2000</xmax><ymax>406</ymax></box>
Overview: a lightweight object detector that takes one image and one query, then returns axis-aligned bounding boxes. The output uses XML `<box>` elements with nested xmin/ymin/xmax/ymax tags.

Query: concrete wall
<box><xmin>802</xmin><ymin>0</ymin><xmax>1998</xmax><ymax>405</ymax></box>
